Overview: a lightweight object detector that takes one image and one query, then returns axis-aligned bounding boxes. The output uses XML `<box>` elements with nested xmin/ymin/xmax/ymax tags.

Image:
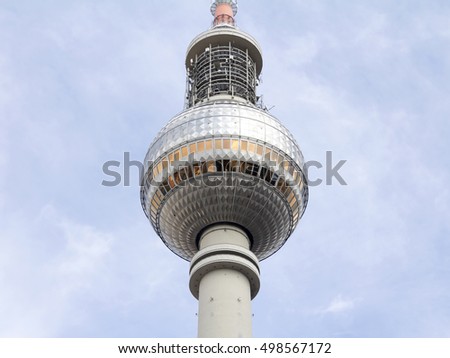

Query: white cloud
<box><xmin>0</xmin><ymin>205</ymin><xmax>114</xmax><ymax>336</ymax></box>
<box><xmin>322</xmin><ymin>295</ymin><xmax>357</xmax><ymax>315</ymax></box>
<box><xmin>0</xmin><ymin>195</ymin><xmax>196</xmax><ymax>337</ymax></box>
<box><xmin>284</xmin><ymin>34</ymin><xmax>320</xmax><ymax>67</ymax></box>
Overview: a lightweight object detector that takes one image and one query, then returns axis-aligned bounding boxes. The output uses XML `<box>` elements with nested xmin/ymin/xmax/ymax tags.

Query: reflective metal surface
<box><xmin>141</xmin><ymin>101</ymin><xmax>308</xmax><ymax>261</ymax></box>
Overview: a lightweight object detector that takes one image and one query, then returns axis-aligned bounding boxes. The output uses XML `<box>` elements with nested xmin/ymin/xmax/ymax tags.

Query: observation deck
<box><xmin>184</xmin><ymin>5</ymin><xmax>263</xmax><ymax>107</ymax></box>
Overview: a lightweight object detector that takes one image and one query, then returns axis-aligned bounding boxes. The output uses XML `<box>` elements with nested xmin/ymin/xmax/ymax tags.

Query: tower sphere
<box><xmin>141</xmin><ymin>3</ymin><xmax>309</xmax><ymax>262</ymax></box>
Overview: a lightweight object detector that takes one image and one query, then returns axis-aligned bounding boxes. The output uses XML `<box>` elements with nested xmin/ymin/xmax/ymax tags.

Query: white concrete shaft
<box><xmin>198</xmin><ymin>268</ymin><xmax>252</xmax><ymax>337</ymax></box>
<box><xmin>195</xmin><ymin>225</ymin><xmax>257</xmax><ymax>338</ymax></box>
<box><xmin>200</xmin><ymin>225</ymin><xmax>251</xmax><ymax>250</ymax></box>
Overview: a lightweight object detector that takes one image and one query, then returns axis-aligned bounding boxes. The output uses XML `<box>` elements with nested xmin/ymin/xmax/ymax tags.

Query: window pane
<box><xmin>174</xmin><ymin>172</ymin><xmax>182</xmax><ymax>185</ymax></box>
<box><xmin>244</xmin><ymin>163</ymin><xmax>253</xmax><ymax>175</ymax></box>
<box><xmin>231</xmin><ymin>139</ymin><xmax>239</xmax><ymax>151</ymax></box>
<box><xmin>162</xmin><ymin>158</ymin><xmax>168</xmax><ymax>170</ymax></box>
<box><xmin>284</xmin><ymin>187</ymin><xmax>292</xmax><ymax>199</ymax></box>
<box><xmin>264</xmin><ymin>169</ymin><xmax>273</xmax><ymax>183</ymax></box>
<box><xmin>252</xmin><ymin>163</ymin><xmax>260</xmax><ymax>176</ymax></box>
<box><xmin>189</xmin><ymin>143</ymin><xmax>196</xmax><ymax>154</ymax></box>
<box><xmin>256</xmin><ymin>144</ymin><xmax>263</xmax><ymax>155</ymax></box>
<box><xmin>215</xmin><ymin>139</ymin><xmax>222</xmax><ymax>149</ymax></box>
<box><xmin>290</xmin><ymin>197</ymin><xmax>297</xmax><ymax>208</ymax></box>
<box><xmin>205</xmin><ymin>140</ymin><xmax>212</xmax><ymax>151</ymax></box>
<box><xmin>155</xmin><ymin>189</ymin><xmax>164</xmax><ymax>200</ymax></box>
<box><xmin>287</xmin><ymin>191</ymin><xmax>295</xmax><ymax>203</ymax></box>
<box><xmin>185</xmin><ymin>166</ymin><xmax>193</xmax><ymax>179</ymax></box>
<box><xmin>163</xmin><ymin>180</ymin><xmax>171</xmax><ymax>191</ymax></box>
<box><xmin>289</xmin><ymin>164</ymin><xmax>294</xmax><ymax>176</ymax></box>
<box><xmin>179</xmin><ymin>168</ymin><xmax>188</xmax><ymax>180</ymax></box>
<box><xmin>228</xmin><ymin>160</ymin><xmax>239</xmax><ymax>172</ymax></box>
<box><xmin>271</xmin><ymin>151</ymin><xmax>278</xmax><ymax>162</ymax></box>
<box><xmin>259</xmin><ymin>167</ymin><xmax>268</xmax><ymax>180</ymax></box>
<box><xmin>207</xmin><ymin>161</ymin><xmax>216</xmax><ymax>173</ymax></box>
<box><xmin>152</xmin><ymin>194</ymin><xmax>161</xmax><ymax>205</ymax></box>
<box><xmin>290</xmin><ymin>199</ymin><xmax>298</xmax><ymax>210</ymax></box>
<box><xmin>198</xmin><ymin>141</ymin><xmax>205</xmax><ymax>152</ymax></box>
<box><xmin>223</xmin><ymin>139</ymin><xmax>230</xmax><ymax>149</ymax></box>
<box><xmin>168</xmin><ymin>176</ymin><xmax>176</xmax><ymax>188</ymax></box>
<box><xmin>241</xmin><ymin>140</ymin><xmax>248</xmax><ymax>151</ymax></box>
<box><xmin>181</xmin><ymin>146</ymin><xmax>188</xmax><ymax>158</ymax></box>
<box><xmin>159</xmin><ymin>185</ymin><xmax>167</xmax><ymax>195</ymax></box>
<box><xmin>193</xmin><ymin>163</ymin><xmax>202</xmax><ymax>176</ymax></box>
<box><xmin>270</xmin><ymin>173</ymin><xmax>279</xmax><ymax>185</ymax></box>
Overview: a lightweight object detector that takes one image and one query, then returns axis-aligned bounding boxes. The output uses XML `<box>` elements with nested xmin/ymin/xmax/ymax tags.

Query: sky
<box><xmin>1</xmin><ymin>0</ymin><xmax>449</xmax><ymax>338</ymax></box>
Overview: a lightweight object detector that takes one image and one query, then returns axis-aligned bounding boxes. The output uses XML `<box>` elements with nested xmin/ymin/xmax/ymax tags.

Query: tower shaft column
<box><xmin>189</xmin><ymin>225</ymin><xmax>260</xmax><ymax>338</ymax></box>
<box><xmin>198</xmin><ymin>267</ymin><xmax>252</xmax><ymax>337</ymax></box>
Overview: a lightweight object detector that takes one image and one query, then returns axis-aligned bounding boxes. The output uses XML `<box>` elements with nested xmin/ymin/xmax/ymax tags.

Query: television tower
<box><xmin>141</xmin><ymin>0</ymin><xmax>308</xmax><ymax>337</ymax></box>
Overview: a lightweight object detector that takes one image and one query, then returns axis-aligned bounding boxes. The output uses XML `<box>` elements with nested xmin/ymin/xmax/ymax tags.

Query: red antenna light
<box><xmin>210</xmin><ymin>0</ymin><xmax>238</xmax><ymax>26</ymax></box>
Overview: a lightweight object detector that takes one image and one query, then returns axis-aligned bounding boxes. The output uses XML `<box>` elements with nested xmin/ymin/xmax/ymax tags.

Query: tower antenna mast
<box><xmin>210</xmin><ymin>0</ymin><xmax>238</xmax><ymax>26</ymax></box>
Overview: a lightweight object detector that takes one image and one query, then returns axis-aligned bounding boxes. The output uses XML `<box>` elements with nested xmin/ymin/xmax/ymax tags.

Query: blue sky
<box><xmin>1</xmin><ymin>0</ymin><xmax>449</xmax><ymax>337</ymax></box>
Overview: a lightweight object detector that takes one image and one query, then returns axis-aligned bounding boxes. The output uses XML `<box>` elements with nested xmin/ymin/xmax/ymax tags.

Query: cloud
<box><xmin>322</xmin><ymin>295</ymin><xmax>357</xmax><ymax>315</ymax></box>
<box><xmin>0</xmin><ymin>205</ymin><xmax>115</xmax><ymax>336</ymax></box>
<box><xmin>0</xmin><ymin>202</ymin><xmax>195</xmax><ymax>337</ymax></box>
